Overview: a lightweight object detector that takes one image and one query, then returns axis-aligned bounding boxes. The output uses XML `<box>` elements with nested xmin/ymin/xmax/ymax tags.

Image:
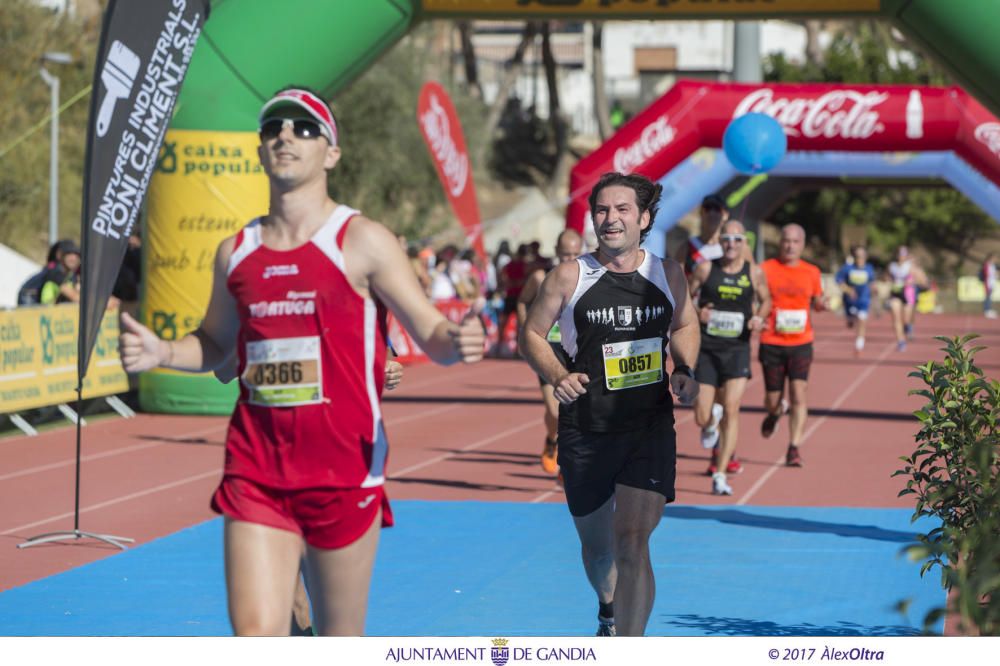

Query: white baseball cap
<box><xmin>258</xmin><ymin>88</ymin><xmax>338</xmax><ymax>145</ymax></box>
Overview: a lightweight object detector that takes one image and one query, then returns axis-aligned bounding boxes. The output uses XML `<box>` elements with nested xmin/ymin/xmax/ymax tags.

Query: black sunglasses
<box><xmin>258</xmin><ymin>118</ymin><xmax>327</xmax><ymax>141</ymax></box>
<box><xmin>702</xmin><ymin>203</ymin><xmax>723</xmax><ymax>213</ymax></box>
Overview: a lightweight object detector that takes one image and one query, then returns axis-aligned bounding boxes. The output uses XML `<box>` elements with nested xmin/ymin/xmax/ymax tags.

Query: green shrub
<box><xmin>895</xmin><ymin>334</ymin><xmax>1000</xmax><ymax>635</ymax></box>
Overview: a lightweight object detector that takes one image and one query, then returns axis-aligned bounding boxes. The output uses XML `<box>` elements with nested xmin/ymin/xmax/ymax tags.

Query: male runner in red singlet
<box><xmin>119</xmin><ymin>87</ymin><xmax>484</xmax><ymax>636</ymax></box>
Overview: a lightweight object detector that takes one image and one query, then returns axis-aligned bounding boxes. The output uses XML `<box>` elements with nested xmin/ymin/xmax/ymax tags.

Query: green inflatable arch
<box><xmin>140</xmin><ymin>0</ymin><xmax>1000</xmax><ymax>413</ymax></box>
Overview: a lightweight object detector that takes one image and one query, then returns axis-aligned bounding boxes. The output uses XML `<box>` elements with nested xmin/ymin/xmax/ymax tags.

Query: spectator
<box><xmin>429</xmin><ymin>247</ymin><xmax>458</xmax><ymax>301</ymax></box>
<box><xmin>40</xmin><ymin>240</ymin><xmax>82</xmax><ymax>305</ymax></box>
<box><xmin>17</xmin><ymin>241</ymin><xmax>63</xmax><ymax>305</ymax></box>
<box><xmin>983</xmin><ymin>252</ymin><xmax>998</xmax><ymax>319</ymax></box>
<box><xmin>496</xmin><ymin>244</ymin><xmax>530</xmax><ymax>354</ymax></box>
<box><xmin>407</xmin><ymin>244</ymin><xmax>433</xmax><ymax>294</ymax></box>
<box><xmin>449</xmin><ymin>250</ymin><xmax>481</xmax><ymax>302</ymax></box>
<box><xmin>113</xmin><ymin>231</ymin><xmax>143</xmax><ymax>303</ymax></box>
<box><xmin>494</xmin><ymin>240</ymin><xmax>513</xmax><ymax>276</ymax></box>
<box><xmin>610</xmin><ymin>99</ymin><xmax>625</xmax><ymax>130</ymax></box>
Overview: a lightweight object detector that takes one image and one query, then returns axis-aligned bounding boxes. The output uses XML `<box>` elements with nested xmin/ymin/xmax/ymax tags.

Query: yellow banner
<box><xmin>421</xmin><ymin>0</ymin><xmax>880</xmax><ymax>16</ymax></box>
<box><xmin>957</xmin><ymin>276</ymin><xmax>998</xmax><ymax>303</ymax></box>
<box><xmin>0</xmin><ymin>304</ymin><xmax>130</xmax><ymax>413</ymax></box>
<box><xmin>144</xmin><ymin>129</ymin><xmax>268</xmax><ymax>372</ymax></box>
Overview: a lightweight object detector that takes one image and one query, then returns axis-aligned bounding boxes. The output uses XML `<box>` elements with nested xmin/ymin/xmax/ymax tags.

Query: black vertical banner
<box><xmin>78</xmin><ymin>0</ymin><xmax>210</xmax><ymax>380</ymax></box>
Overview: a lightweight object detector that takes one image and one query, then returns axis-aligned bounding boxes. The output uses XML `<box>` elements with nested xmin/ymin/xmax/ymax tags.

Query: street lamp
<box><xmin>40</xmin><ymin>51</ymin><xmax>73</xmax><ymax>247</ymax></box>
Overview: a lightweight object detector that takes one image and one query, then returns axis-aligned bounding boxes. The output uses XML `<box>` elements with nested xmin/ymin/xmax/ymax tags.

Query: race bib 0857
<box><xmin>602</xmin><ymin>337</ymin><xmax>663</xmax><ymax>391</ymax></box>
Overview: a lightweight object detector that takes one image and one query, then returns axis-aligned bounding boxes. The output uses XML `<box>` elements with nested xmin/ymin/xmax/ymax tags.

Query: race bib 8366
<box><xmin>242</xmin><ymin>336</ymin><xmax>323</xmax><ymax>407</ymax></box>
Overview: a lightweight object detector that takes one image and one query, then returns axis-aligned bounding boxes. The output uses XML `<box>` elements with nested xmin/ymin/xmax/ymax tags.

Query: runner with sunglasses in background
<box><xmin>687</xmin><ymin>220</ymin><xmax>770</xmax><ymax>496</ymax></box>
<box><xmin>676</xmin><ymin>194</ymin><xmax>755</xmax><ymax>475</ymax></box>
<box><xmin>120</xmin><ymin>86</ymin><xmax>485</xmax><ymax>635</ymax></box>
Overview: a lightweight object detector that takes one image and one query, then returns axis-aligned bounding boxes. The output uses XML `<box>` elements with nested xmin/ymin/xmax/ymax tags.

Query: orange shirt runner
<box><xmin>760</xmin><ymin>258</ymin><xmax>823</xmax><ymax>346</ymax></box>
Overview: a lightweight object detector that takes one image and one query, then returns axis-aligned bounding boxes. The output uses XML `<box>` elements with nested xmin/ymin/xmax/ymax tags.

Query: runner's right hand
<box><xmin>119</xmin><ymin>311</ymin><xmax>165</xmax><ymax>373</ymax></box>
<box><xmin>553</xmin><ymin>372</ymin><xmax>589</xmax><ymax>404</ymax></box>
<box><xmin>698</xmin><ymin>302</ymin><xmax>713</xmax><ymax>324</ymax></box>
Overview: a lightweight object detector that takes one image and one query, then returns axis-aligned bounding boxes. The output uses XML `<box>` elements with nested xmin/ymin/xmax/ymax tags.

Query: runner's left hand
<box><xmin>384</xmin><ymin>359</ymin><xmax>404</xmax><ymax>390</ymax></box>
<box><xmin>670</xmin><ymin>373</ymin><xmax>698</xmax><ymax>406</ymax></box>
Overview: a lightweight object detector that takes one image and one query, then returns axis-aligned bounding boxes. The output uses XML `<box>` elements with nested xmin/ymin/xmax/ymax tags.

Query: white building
<box><xmin>470</xmin><ymin>20</ymin><xmax>811</xmax><ymax>136</ymax></box>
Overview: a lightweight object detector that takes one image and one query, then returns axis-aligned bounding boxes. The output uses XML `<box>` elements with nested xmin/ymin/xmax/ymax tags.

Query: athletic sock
<box><xmin>598</xmin><ymin>601</ymin><xmax>614</xmax><ymax>621</ymax></box>
<box><xmin>855</xmin><ymin>337</ymin><xmax>864</xmax><ymax>351</ymax></box>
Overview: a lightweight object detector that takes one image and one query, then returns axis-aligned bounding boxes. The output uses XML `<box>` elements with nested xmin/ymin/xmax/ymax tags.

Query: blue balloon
<box><xmin>723</xmin><ymin>112</ymin><xmax>787</xmax><ymax>174</ymax></box>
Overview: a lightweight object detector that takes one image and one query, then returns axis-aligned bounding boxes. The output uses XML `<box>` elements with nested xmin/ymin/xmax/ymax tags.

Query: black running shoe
<box><xmin>761</xmin><ymin>399</ymin><xmax>789</xmax><ymax>439</ymax></box>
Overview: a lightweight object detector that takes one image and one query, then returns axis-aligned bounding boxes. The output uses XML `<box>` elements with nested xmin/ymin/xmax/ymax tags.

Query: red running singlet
<box><xmin>223</xmin><ymin>205</ymin><xmax>390</xmax><ymax>490</ymax></box>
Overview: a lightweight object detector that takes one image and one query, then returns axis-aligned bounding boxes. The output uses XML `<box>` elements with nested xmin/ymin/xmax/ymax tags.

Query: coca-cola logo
<box><xmin>613</xmin><ymin>115</ymin><xmax>676</xmax><ymax>173</ymax></box>
<box><xmin>974</xmin><ymin>123</ymin><xmax>1000</xmax><ymax>159</ymax></box>
<box><xmin>733</xmin><ymin>89</ymin><xmax>888</xmax><ymax>139</ymax></box>
<box><xmin>419</xmin><ymin>93</ymin><xmax>468</xmax><ymax>197</ymax></box>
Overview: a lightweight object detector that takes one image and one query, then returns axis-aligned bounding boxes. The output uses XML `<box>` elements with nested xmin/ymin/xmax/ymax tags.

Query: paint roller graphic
<box><xmin>96</xmin><ymin>40</ymin><xmax>141</xmax><ymax>137</ymax></box>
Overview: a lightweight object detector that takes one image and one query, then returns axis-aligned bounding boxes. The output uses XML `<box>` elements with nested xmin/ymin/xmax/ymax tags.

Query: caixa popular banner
<box><xmin>141</xmin><ymin>128</ymin><xmax>269</xmax><ymax>414</ymax></box>
<box><xmin>0</xmin><ymin>304</ymin><xmax>129</xmax><ymax>413</ymax></box>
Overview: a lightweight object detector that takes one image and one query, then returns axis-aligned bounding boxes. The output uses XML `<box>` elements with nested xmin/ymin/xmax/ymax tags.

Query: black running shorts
<box><xmin>695</xmin><ymin>341</ymin><xmax>752</xmax><ymax>387</ymax></box>
<box><xmin>759</xmin><ymin>342</ymin><xmax>813</xmax><ymax>392</ymax></box>
<box><xmin>557</xmin><ymin>418</ymin><xmax>677</xmax><ymax>517</ymax></box>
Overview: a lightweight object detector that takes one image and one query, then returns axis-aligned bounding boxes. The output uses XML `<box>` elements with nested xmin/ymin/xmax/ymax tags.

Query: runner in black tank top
<box><xmin>687</xmin><ymin>220</ymin><xmax>771</xmax><ymax>496</ymax></box>
<box><xmin>558</xmin><ymin>252</ymin><xmax>675</xmax><ymax>433</ymax></box>
<box><xmin>518</xmin><ymin>172</ymin><xmax>700</xmax><ymax>636</ymax></box>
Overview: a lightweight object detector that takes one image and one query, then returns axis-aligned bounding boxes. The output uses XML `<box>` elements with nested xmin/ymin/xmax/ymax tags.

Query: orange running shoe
<box><xmin>541</xmin><ymin>437</ymin><xmax>558</xmax><ymax>475</ymax></box>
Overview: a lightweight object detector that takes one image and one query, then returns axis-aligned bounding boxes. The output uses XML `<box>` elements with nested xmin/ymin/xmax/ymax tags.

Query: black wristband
<box><xmin>672</xmin><ymin>364</ymin><xmax>695</xmax><ymax>379</ymax></box>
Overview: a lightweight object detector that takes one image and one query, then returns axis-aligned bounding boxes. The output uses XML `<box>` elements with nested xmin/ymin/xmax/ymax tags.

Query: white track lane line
<box><xmin>0</xmin><ymin>422</ymin><xmax>228</xmax><ymax>482</ymax></box>
<box><xmin>4</xmin><ymin>384</ymin><xmax>540</xmax><ymax>533</ymax></box>
<box><xmin>390</xmin><ymin>420</ymin><xmax>540</xmax><ymax>479</ymax></box>
<box><xmin>737</xmin><ymin>339</ymin><xmax>897</xmax><ymax>506</ymax></box>
<box><xmin>2</xmin><ymin>470</ymin><xmax>221</xmax><ymax>536</ymax></box>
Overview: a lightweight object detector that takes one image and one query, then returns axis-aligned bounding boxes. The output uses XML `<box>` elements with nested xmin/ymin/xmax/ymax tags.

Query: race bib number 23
<box><xmin>602</xmin><ymin>337</ymin><xmax>663</xmax><ymax>391</ymax></box>
<box><xmin>242</xmin><ymin>336</ymin><xmax>323</xmax><ymax>407</ymax></box>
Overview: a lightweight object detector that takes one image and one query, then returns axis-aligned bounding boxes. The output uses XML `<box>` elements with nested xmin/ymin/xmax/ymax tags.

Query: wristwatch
<box><xmin>671</xmin><ymin>364</ymin><xmax>695</xmax><ymax>380</ymax></box>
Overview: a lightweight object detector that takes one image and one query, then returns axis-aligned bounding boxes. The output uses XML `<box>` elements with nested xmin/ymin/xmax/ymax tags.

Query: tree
<box><xmin>457</xmin><ymin>21</ymin><xmax>483</xmax><ymax>100</ymax></box>
<box><xmin>331</xmin><ymin>26</ymin><xmax>487</xmax><ymax>243</ymax></box>
<box><xmin>477</xmin><ymin>22</ymin><xmax>537</xmax><ymax>170</ymax></box>
<box><xmin>764</xmin><ymin>21</ymin><xmax>995</xmax><ymax>276</ymax></box>
<box><xmin>0</xmin><ymin>1</ymin><xmax>97</xmax><ymax>260</ymax></box>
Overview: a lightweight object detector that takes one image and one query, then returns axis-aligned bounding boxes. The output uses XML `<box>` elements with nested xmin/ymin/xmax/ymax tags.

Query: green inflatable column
<box><xmin>884</xmin><ymin>0</ymin><xmax>1000</xmax><ymax>118</ymax></box>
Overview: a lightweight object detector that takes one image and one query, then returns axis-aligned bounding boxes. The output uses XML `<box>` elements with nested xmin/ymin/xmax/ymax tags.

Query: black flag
<box><xmin>78</xmin><ymin>0</ymin><xmax>209</xmax><ymax>380</ymax></box>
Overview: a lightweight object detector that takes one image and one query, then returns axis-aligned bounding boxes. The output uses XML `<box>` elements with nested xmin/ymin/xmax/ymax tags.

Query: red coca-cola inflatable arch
<box><xmin>566</xmin><ymin>80</ymin><xmax>1000</xmax><ymax>232</ymax></box>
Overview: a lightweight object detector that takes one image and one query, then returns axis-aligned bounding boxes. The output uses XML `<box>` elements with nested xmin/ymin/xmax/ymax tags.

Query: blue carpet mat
<box><xmin>0</xmin><ymin>502</ymin><xmax>944</xmax><ymax>636</ymax></box>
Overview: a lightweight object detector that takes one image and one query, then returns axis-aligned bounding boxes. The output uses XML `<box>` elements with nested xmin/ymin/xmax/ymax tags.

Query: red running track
<box><xmin>1</xmin><ymin>312</ymin><xmax>997</xmax><ymax>598</ymax></box>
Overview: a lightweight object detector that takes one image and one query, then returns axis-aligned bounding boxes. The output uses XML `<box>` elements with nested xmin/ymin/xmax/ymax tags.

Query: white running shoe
<box><xmin>701</xmin><ymin>403</ymin><xmax>724</xmax><ymax>449</ymax></box>
<box><xmin>712</xmin><ymin>472</ymin><xmax>732</xmax><ymax>496</ymax></box>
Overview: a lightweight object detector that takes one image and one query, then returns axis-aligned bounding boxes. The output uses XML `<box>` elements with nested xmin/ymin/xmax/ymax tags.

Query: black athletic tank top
<box><xmin>698</xmin><ymin>260</ymin><xmax>754</xmax><ymax>345</ymax></box>
<box><xmin>557</xmin><ymin>252</ymin><xmax>676</xmax><ymax>433</ymax></box>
